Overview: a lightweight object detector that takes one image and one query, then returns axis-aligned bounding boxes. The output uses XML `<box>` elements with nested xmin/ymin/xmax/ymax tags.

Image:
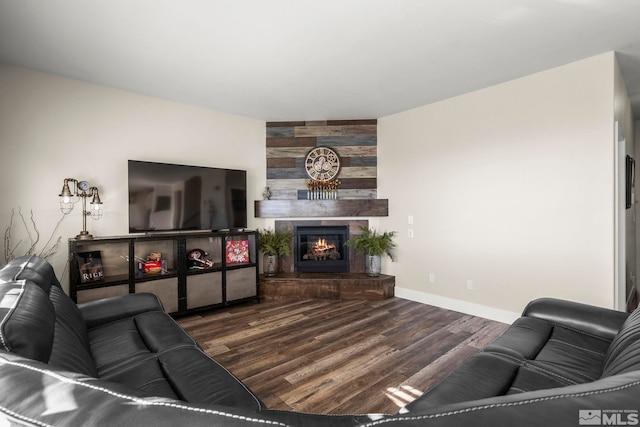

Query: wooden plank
<box><xmin>333</xmin><ymin>146</ymin><xmax>377</xmax><ymax>156</ymax></box>
<box><xmin>326</xmin><ymin>119</ymin><xmax>377</xmax><ymax>126</ymax></box>
<box><xmin>338</xmin><ymin>178</ymin><xmax>377</xmax><ymax>189</ymax></box>
<box><xmin>265</xmin><ymin>179</ymin><xmax>305</xmax><ymax>191</ymax></box>
<box><xmin>266</xmin><ymin>127</ymin><xmax>294</xmax><ymax>138</ymax></box>
<box><xmin>266</xmin><ymin>147</ymin><xmax>312</xmax><ymax>158</ymax></box>
<box><xmin>338</xmin><ymin>166</ymin><xmax>377</xmax><ymax>179</ymax></box>
<box><xmin>254</xmin><ymin>199</ymin><xmax>389</xmax><ymax>217</ymax></box>
<box><xmin>267</xmin><ymin>121</ymin><xmax>306</xmax><ymax>127</ymax></box>
<box><xmin>266</xmin><ymin>168</ymin><xmax>307</xmax><ymax>180</ymax></box>
<box><xmin>266</xmin><ymin>158</ymin><xmax>296</xmax><ymax>168</ymax></box>
<box><xmin>317</xmin><ymin>135</ymin><xmax>377</xmax><ymax>146</ymax></box>
<box><xmin>295</xmin><ymin>125</ymin><xmax>377</xmax><ymax>137</ymax></box>
<box><xmin>266</xmin><ymin>137</ymin><xmax>317</xmax><ymax>147</ymax></box>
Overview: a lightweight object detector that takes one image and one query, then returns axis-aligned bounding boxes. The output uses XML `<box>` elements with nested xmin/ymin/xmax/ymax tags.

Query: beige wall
<box><xmin>0</xmin><ymin>64</ymin><xmax>266</xmax><ymax>288</ymax></box>
<box><xmin>378</xmin><ymin>52</ymin><xmax>626</xmax><ymax>321</ymax></box>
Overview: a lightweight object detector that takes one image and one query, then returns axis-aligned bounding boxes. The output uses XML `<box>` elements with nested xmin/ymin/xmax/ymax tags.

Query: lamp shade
<box><xmin>89</xmin><ymin>191</ymin><xmax>103</xmax><ymax>220</ymax></box>
<box><xmin>59</xmin><ymin>180</ymin><xmax>78</xmax><ymax>214</ymax></box>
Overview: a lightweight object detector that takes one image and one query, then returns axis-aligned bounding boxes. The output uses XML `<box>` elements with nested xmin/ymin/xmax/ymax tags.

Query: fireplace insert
<box><xmin>294</xmin><ymin>225</ymin><xmax>349</xmax><ymax>273</ymax></box>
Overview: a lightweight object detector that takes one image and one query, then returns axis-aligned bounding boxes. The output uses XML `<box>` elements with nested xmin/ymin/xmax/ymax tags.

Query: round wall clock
<box><xmin>305</xmin><ymin>147</ymin><xmax>341</xmax><ymax>181</ymax></box>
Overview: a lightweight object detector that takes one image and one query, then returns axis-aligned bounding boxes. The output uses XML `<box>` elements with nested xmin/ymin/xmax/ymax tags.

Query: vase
<box><xmin>263</xmin><ymin>254</ymin><xmax>278</xmax><ymax>277</ymax></box>
<box><xmin>365</xmin><ymin>254</ymin><xmax>381</xmax><ymax>277</ymax></box>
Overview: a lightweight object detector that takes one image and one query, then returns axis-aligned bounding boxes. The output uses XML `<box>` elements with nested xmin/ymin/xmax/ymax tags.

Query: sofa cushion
<box><xmin>159</xmin><ymin>346</ymin><xmax>264</xmax><ymax>410</ymax></box>
<box><xmin>485</xmin><ymin>316</ymin><xmax>611</xmax><ymax>383</ymax></box>
<box><xmin>0</xmin><ymin>255</ymin><xmax>96</xmax><ymax>376</ymax></box>
<box><xmin>0</xmin><ymin>279</ymin><xmax>55</xmax><ymax>363</ymax></box>
<box><xmin>602</xmin><ymin>308</ymin><xmax>640</xmax><ymax>377</ymax></box>
<box><xmin>401</xmin><ymin>350</ymin><xmax>577</xmax><ymax>413</ymax></box>
<box><xmin>402</xmin><ymin>352</ymin><xmax>520</xmax><ymax>411</ymax></box>
<box><xmin>86</xmin><ymin>309</ymin><xmax>263</xmax><ymax>410</ymax></box>
<box><xmin>88</xmin><ymin>310</ymin><xmax>196</xmax><ymax>377</ymax></box>
<box><xmin>48</xmin><ymin>285</ymin><xmax>97</xmax><ymax>377</ymax></box>
<box><xmin>0</xmin><ymin>255</ymin><xmax>59</xmax><ymax>291</ymax></box>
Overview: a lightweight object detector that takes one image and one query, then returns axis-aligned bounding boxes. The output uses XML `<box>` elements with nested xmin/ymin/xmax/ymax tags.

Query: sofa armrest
<box><xmin>78</xmin><ymin>293</ymin><xmax>164</xmax><ymax>329</ymax></box>
<box><xmin>522</xmin><ymin>297</ymin><xmax>629</xmax><ymax>340</ymax></box>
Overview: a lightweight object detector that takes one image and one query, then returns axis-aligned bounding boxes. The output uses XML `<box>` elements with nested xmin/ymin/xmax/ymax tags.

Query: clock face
<box><xmin>305</xmin><ymin>147</ymin><xmax>340</xmax><ymax>181</ymax></box>
<box><xmin>78</xmin><ymin>181</ymin><xmax>91</xmax><ymax>191</ymax></box>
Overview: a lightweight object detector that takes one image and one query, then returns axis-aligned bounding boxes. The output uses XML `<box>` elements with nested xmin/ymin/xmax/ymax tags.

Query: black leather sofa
<box><xmin>1</xmin><ymin>255</ymin><xmax>640</xmax><ymax>426</ymax></box>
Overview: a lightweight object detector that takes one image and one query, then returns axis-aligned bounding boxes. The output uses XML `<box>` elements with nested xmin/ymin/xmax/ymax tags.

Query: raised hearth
<box><xmin>259</xmin><ymin>273</ymin><xmax>395</xmax><ymax>301</ymax></box>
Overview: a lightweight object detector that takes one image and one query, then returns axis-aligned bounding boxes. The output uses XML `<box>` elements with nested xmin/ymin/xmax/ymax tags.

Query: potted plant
<box><xmin>345</xmin><ymin>225</ymin><xmax>396</xmax><ymax>276</ymax></box>
<box><xmin>257</xmin><ymin>228</ymin><xmax>293</xmax><ymax>276</ymax></box>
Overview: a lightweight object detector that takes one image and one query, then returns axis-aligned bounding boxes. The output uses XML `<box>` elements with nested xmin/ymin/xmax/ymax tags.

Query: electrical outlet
<box><xmin>466</xmin><ymin>280</ymin><xmax>473</xmax><ymax>290</ymax></box>
<box><xmin>428</xmin><ymin>273</ymin><xmax>436</xmax><ymax>284</ymax></box>
<box><xmin>408</xmin><ymin>229</ymin><xmax>414</xmax><ymax>238</ymax></box>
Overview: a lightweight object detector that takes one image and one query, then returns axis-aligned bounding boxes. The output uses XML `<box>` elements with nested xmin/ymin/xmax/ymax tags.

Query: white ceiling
<box><xmin>1</xmin><ymin>0</ymin><xmax>640</xmax><ymax>121</ymax></box>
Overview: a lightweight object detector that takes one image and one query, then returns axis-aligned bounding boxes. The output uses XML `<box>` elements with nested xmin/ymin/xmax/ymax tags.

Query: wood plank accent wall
<box><xmin>266</xmin><ymin>120</ymin><xmax>377</xmax><ymax>200</ymax></box>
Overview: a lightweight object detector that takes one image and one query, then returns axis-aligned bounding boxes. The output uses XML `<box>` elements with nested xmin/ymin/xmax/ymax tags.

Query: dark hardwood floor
<box><xmin>176</xmin><ymin>298</ymin><xmax>509</xmax><ymax>415</ymax></box>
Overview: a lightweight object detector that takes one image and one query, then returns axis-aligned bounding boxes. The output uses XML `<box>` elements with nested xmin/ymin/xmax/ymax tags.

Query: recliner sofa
<box><xmin>1</xmin><ymin>255</ymin><xmax>640</xmax><ymax>426</ymax></box>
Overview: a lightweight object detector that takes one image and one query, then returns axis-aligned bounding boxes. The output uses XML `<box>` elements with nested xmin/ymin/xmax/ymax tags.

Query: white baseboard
<box><xmin>395</xmin><ymin>287</ymin><xmax>520</xmax><ymax>324</ymax></box>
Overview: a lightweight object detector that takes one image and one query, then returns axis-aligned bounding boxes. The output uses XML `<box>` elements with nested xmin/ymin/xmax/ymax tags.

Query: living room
<box><xmin>0</xmin><ymin>49</ymin><xmax>636</xmax><ymax>322</ymax></box>
<box><xmin>3</xmin><ymin>2</ymin><xmax>640</xmax><ymax>425</ymax></box>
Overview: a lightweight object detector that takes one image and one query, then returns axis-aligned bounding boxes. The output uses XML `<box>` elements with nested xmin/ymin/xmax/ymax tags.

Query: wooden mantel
<box><xmin>254</xmin><ymin>199</ymin><xmax>389</xmax><ymax>218</ymax></box>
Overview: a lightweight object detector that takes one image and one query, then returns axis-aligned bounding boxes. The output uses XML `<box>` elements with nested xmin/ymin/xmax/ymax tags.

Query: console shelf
<box><xmin>68</xmin><ymin>230</ymin><xmax>259</xmax><ymax>316</ymax></box>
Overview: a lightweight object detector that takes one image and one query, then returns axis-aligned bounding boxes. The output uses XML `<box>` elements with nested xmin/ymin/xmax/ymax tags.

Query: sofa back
<box><xmin>601</xmin><ymin>306</ymin><xmax>640</xmax><ymax>378</ymax></box>
<box><xmin>0</xmin><ymin>256</ymin><xmax>97</xmax><ymax>377</ymax></box>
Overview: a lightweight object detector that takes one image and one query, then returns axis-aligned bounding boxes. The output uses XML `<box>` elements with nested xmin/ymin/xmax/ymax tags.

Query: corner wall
<box><xmin>378</xmin><ymin>53</ymin><xmax>619</xmax><ymax>320</ymax></box>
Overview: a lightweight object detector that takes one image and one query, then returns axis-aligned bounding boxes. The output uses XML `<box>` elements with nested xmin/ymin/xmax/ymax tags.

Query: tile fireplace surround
<box><xmin>275</xmin><ymin>220</ymin><xmax>368</xmax><ymax>274</ymax></box>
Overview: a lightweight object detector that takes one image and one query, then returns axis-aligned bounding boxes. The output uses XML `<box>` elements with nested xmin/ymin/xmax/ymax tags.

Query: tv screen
<box><xmin>128</xmin><ymin>160</ymin><xmax>247</xmax><ymax>232</ymax></box>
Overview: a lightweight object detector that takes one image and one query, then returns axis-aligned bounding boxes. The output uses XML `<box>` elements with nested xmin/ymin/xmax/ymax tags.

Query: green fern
<box><xmin>345</xmin><ymin>225</ymin><xmax>396</xmax><ymax>260</ymax></box>
<box><xmin>257</xmin><ymin>228</ymin><xmax>293</xmax><ymax>256</ymax></box>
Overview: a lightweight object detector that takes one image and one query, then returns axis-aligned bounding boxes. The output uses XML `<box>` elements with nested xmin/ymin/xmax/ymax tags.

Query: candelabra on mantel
<box><xmin>58</xmin><ymin>178</ymin><xmax>103</xmax><ymax>240</ymax></box>
<box><xmin>306</xmin><ymin>179</ymin><xmax>341</xmax><ymax>200</ymax></box>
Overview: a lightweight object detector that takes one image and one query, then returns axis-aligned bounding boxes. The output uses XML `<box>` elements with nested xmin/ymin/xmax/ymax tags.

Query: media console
<box><xmin>68</xmin><ymin>230</ymin><xmax>259</xmax><ymax>316</ymax></box>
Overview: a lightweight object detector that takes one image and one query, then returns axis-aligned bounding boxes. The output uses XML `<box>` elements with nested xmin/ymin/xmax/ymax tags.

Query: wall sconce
<box><xmin>59</xmin><ymin>178</ymin><xmax>103</xmax><ymax>240</ymax></box>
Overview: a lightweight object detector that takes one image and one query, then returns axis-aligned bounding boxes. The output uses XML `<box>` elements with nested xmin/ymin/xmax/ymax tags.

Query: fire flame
<box><xmin>312</xmin><ymin>238</ymin><xmax>336</xmax><ymax>255</ymax></box>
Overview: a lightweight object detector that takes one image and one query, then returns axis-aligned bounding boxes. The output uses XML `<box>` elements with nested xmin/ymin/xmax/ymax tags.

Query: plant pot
<box><xmin>365</xmin><ymin>254</ymin><xmax>381</xmax><ymax>277</ymax></box>
<box><xmin>263</xmin><ymin>254</ymin><xmax>278</xmax><ymax>277</ymax></box>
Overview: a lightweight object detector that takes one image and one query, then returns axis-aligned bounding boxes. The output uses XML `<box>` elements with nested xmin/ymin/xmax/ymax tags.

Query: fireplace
<box><xmin>294</xmin><ymin>225</ymin><xmax>350</xmax><ymax>273</ymax></box>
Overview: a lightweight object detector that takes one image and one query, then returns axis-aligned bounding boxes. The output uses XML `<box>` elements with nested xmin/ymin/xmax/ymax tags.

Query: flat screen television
<box><xmin>128</xmin><ymin>160</ymin><xmax>247</xmax><ymax>233</ymax></box>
